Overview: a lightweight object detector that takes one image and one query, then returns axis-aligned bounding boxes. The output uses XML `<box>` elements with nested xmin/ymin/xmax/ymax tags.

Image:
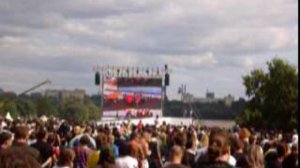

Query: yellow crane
<box><xmin>19</xmin><ymin>79</ymin><xmax>51</xmax><ymax>96</ymax></box>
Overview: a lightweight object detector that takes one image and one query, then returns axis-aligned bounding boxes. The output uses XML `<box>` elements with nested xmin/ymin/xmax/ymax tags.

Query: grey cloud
<box><xmin>0</xmin><ymin>0</ymin><xmax>297</xmax><ymax>99</ymax></box>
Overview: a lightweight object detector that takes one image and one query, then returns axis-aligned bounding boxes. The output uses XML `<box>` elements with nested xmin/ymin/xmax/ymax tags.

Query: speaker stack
<box><xmin>95</xmin><ymin>72</ymin><xmax>100</xmax><ymax>85</ymax></box>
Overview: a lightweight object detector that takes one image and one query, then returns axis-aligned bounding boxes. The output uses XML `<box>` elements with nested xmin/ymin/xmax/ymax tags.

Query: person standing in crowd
<box><xmin>0</xmin><ymin>131</ymin><xmax>13</xmax><ymax>154</ymax></box>
<box><xmin>182</xmin><ymin>131</ymin><xmax>197</xmax><ymax>167</ymax></box>
<box><xmin>0</xmin><ymin>115</ymin><xmax>299</xmax><ymax>168</ymax></box>
<box><xmin>194</xmin><ymin>133</ymin><xmax>209</xmax><ymax>163</ymax></box>
<box><xmin>272</xmin><ymin>143</ymin><xmax>288</xmax><ymax>168</ymax></box>
<box><xmin>31</xmin><ymin>128</ymin><xmax>54</xmax><ymax>168</ymax></box>
<box><xmin>282</xmin><ymin>144</ymin><xmax>298</xmax><ymax>168</ymax></box>
<box><xmin>0</xmin><ymin>147</ymin><xmax>41</xmax><ymax>168</ymax></box>
<box><xmin>149</xmin><ymin>130</ymin><xmax>163</xmax><ymax>168</ymax></box>
<box><xmin>70</xmin><ymin>126</ymin><xmax>96</xmax><ymax>149</ymax></box>
<box><xmin>87</xmin><ymin>133</ymin><xmax>108</xmax><ymax>168</ymax></box>
<box><xmin>108</xmin><ymin>134</ymin><xmax>119</xmax><ymax>158</ymax></box>
<box><xmin>232</xmin><ymin>139</ymin><xmax>248</xmax><ymax>167</ymax></box>
<box><xmin>96</xmin><ymin>145</ymin><xmax>118</xmax><ymax>168</ymax></box>
<box><xmin>74</xmin><ymin>135</ymin><xmax>93</xmax><ymax>168</ymax></box>
<box><xmin>57</xmin><ymin>121</ymin><xmax>71</xmax><ymax>147</ymax></box>
<box><xmin>247</xmin><ymin>144</ymin><xmax>264</xmax><ymax>168</ymax></box>
<box><xmin>115</xmin><ymin>142</ymin><xmax>139</xmax><ymax>168</ymax></box>
<box><xmin>53</xmin><ymin>148</ymin><xmax>75</xmax><ymax>168</ymax></box>
<box><xmin>194</xmin><ymin>127</ymin><xmax>235</xmax><ymax>168</ymax></box>
<box><xmin>264</xmin><ymin>141</ymin><xmax>277</xmax><ymax>168</ymax></box>
<box><xmin>48</xmin><ymin>132</ymin><xmax>61</xmax><ymax>164</ymax></box>
<box><xmin>139</xmin><ymin>132</ymin><xmax>151</xmax><ymax>168</ymax></box>
<box><xmin>12</xmin><ymin>125</ymin><xmax>40</xmax><ymax>162</ymax></box>
<box><xmin>163</xmin><ymin>145</ymin><xmax>188</xmax><ymax>168</ymax></box>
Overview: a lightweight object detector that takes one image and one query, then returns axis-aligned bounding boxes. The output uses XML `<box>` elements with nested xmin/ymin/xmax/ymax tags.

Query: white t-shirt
<box><xmin>52</xmin><ymin>166</ymin><xmax>71</xmax><ymax>168</ymax></box>
<box><xmin>116</xmin><ymin>156</ymin><xmax>138</xmax><ymax>168</ymax></box>
<box><xmin>228</xmin><ymin>155</ymin><xmax>236</xmax><ymax>166</ymax></box>
<box><xmin>142</xmin><ymin>159</ymin><xmax>149</xmax><ymax>168</ymax></box>
<box><xmin>195</xmin><ymin>147</ymin><xmax>208</xmax><ymax>161</ymax></box>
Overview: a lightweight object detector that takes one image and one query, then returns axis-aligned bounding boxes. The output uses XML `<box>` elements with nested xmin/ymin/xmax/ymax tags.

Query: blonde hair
<box><xmin>248</xmin><ymin>145</ymin><xmax>264</xmax><ymax>168</ymax></box>
<box><xmin>200</xmin><ymin>134</ymin><xmax>209</xmax><ymax>147</ymax></box>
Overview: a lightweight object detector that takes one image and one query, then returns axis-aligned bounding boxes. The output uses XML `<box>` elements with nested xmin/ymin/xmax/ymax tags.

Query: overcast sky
<box><xmin>0</xmin><ymin>0</ymin><xmax>298</xmax><ymax>100</ymax></box>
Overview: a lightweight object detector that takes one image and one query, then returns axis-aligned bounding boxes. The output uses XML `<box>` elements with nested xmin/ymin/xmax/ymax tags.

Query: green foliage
<box><xmin>239</xmin><ymin>109</ymin><xmax>263</xmax><ymax>128</ymax></box>
<box><xmin>2</xmin><ymin>100</ymin><xmax>18</xmax><ymax>118</ymax></box>
<box><xmin>239</xmin><ymin>58</ymin><xmax>298</xmax><ymax>131</ymax></box>
<box><xmin>0</xmin><ymin>95</ymin><xmax>101</xmax><ymax>122</ymax></box>
<box><xmin>86</xmin><ymin>100</ymin><xmax>101</xmax><ymax>120</ymax></box>
<box><xmin>0</xmin><ymin>98</ymin><xmax>37</xmax><ymax>118</ymax></box>
<box><xmin>36</xmin><ymin>97</ymin><xmax>58</xmax><ymax>117</ymax></box>
<box><xmin>164</xmin><ymin>99</ymin><xmax>245</xmax><ymax>119</ymax></box>
<box><xmin>58</xmin><ymin>99</ymin><xmax>101</xmax><ymax>121</ymax></box>
<box><xmin>164</xmin><ymin>100</ymin><xmax>184</xmax><ymax>117</ymax></box>
<box><xmin>16</xmin><ymin>98</ymin><xmax>37</xmax><ymax>118</ymax></box>
<box><xmin>60</xmin><ymin>100</ymin><xmax>89</xmax><ymax>121</ymax></box>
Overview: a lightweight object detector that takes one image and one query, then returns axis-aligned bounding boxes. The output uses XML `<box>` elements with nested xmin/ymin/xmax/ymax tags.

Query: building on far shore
<box><xmin>182</xmin><ymin>90</ymin><xmax>235</xmax><ymax>107</ymax></box>
<box><xmin>30</xmin><ymin>92</ymin><xmax>43</xmax><ymax>98</ymax></box>
<box><xmin>45</xmin><ymin>89</ymin><xmax>86</xmax><ymax>102</ymax></box>
<box><xmin>223</xmin><ymin>94</ymin><xmax>235</xmax><ymax>107</ymax></box>
<box><xmin>0</xmin><ymin>89</ymin><xmax>17</xmax><ymax>98</ymax></box>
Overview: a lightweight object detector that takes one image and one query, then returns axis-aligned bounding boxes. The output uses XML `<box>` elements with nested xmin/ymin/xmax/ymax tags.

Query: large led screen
<box><xmin>103</xmin><ymin>77</ymin><xmax>163</xmax><ymax>118</ymax></box>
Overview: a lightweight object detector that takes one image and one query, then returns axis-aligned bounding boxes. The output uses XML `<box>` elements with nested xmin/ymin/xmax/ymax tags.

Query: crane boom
<box><xmin>20</xmin><ymin>79</ymin><xmax>51</xmax><ymax>96</ymax></box>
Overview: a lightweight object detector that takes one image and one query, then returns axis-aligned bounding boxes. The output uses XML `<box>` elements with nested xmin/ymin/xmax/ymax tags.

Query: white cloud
<box><xmin>0</xmin><ymin>35</ymin><xmax>23</xmax><ymax>47</ymax></box>
<box><xmin>161</xmin><ymin>52</ymin><xmax>218</xmax><ymax>68</ymax></box>
<box><xmin>0</xmin><ymin>0</ymin><xmax>297</xmax><ymax>99</ymax></box>
<box><xmin>243</xmin><ymin>57</ymin><xmax>254</xmax><ymax>69</ymax></box>
<box><xmin>63</xmin><ymin>22</ymin><xmax>94</xmax><ymax>35</ymax></box>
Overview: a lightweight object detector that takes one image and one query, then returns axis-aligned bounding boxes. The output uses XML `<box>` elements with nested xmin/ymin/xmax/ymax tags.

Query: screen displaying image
<box><xmin>103</xmin><ymin>77</ymin><xmax>163</xmax><ymax>118</ymax></box>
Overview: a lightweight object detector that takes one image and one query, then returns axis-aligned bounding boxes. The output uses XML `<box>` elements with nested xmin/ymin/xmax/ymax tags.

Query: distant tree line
<box><xmin>0</xmin><ymin>94</ymin><xmax>101</xmax><ymax>121</ymax></box>
<box><xmin>163</xmin><ymin>98</ymin><xmax>246</xmax><ymax>120</ymax></box>
<box><xmin>0</xmin><ymin>92</ymin><xmax>245</xmax><ymax>121</ymax></box>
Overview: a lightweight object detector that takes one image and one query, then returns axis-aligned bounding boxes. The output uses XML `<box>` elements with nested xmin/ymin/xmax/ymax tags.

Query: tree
<box><xmin>86</xmin><ymin>100</ymin><xmax>101</xmax><ymax>120</ymax></box>
<box><xmin>239</xmin><ymin>58</ymin><xmax>298</xmax><ymax>131</ymax></box>
<box><xmin>16</xmin><ymin>98</ymin><xmax>37</xmax><ymax>118</ymax></box>
<box><xmin>36</xmin><ymin>97</ymin><xmax>58</xmax><ymax>117</ymax></box>
<box><xmin>60</xmin><ymin>100</ymin><xmax>89</xmax><ymax>121</ymax></box>
<box><xmin>1</xmin><ymin>100</ymin><xmax>18</xmax><ymax>118</ymax></box>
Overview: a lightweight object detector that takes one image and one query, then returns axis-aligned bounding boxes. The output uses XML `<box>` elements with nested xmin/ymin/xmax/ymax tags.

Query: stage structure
<box><xmin>94</xmin><ymin>65</ymin><xmax>170</xmax><ymax>120</ymax></box>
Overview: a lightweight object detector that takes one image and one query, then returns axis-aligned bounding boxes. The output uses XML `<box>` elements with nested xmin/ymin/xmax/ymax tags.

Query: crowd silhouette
<box><xmin>0</xmin><ymin>116</ymin><xmax>298</xmax><ymax>168</ymax></box>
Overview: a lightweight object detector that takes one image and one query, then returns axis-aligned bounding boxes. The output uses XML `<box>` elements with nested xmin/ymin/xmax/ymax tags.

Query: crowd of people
<box><xmin>0</xmin><ymin>116</ymin><xmax>298</xmax><ymax>168</ymax></box>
